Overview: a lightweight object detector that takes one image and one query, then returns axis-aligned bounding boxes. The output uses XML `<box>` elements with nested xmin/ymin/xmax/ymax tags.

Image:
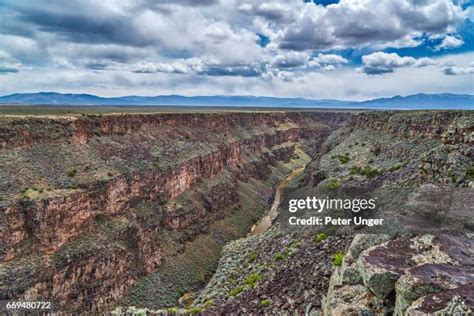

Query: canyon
<box><xmin>0</xmin><ymin>111</ymin><xmax>349</xmax><ymax>312</ymax></box>
<box><xmin>0</xmin><ymin>109</ymin><xmax>472</xmax><ymax>314</ymax></box>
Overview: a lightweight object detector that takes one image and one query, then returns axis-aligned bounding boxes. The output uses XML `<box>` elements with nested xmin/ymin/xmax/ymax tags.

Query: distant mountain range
<box><xmin>0</xmin><ymin>92</ymin><xmax>472</xmax><ymax>109</ymax></box>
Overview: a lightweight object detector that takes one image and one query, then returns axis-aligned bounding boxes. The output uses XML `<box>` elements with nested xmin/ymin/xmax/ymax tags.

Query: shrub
<box><xmin>466</xmin><ymin>167</ymin><xmax>474</xmax><ymax>181</ymax></box>
<box><xmin>372</xmin><ymin>147</ymin><xmax>381</xmax><ymax>156</ymax></box>
<box><xmin>167</xmin><ymin>307</ymin><xmax>178</xmax><ymax>315</ymax></box>
<box><xmin>388</xmin><ymin>162</ymin><xmax>407</xmax><ymax>172</ymax></box>
<box><xmin>202</xmin><ymin>300</ymin><xmax>213</xmax><ymax>308</ymax></box>
<box><xmin>260</xmin><ymin>299</ymin><xmax>272</xmax><ymax>307</ymax></box>
<box><xmin>248</xmin><ymin>252</ymin><xmax>257</xmax><ymax>263</ymax></box>
<box><xmin>67</xmin><ymin>169</ymin><xmax>77</xmax><ymax>177</ymax></box>
<box><xmin>228</xmin><ymin>286</ymin><xmax>244</xmax><ymax>297</ymax></box>
<box><xmin>349</xmin><ymin>166</ymin><xmax>362</xmax><ymax>175</ymax></box>
<box><xmin>188</xmin><ymin>306</ymin><xmax>203</xmax><ymax>315</ymax></box>
<box><xmin>326</xmin><ymin>178</ymin><xmax>341</xmax><ymax>190</ymax></box>
<box><xmin>314</xmin><ymin>232</ymin><xmax>328</xmax><ymax>243</ymax></box>
<box><xmin>339</xmin><ymin>155</ymin><xmax>350</xmax><ymax>164</ymax></box>
<box><xmin>107</xmin><ymin>172</ymin><xmax>114</xmax><ymax>177</ymax></box>
<box><xmin>332</xmin><ymin>252</ymin><xmax>344</xmax><ymax>267</ymax></box>
<box><xmin>274</xmin><ymin>252</ymin><xmax>286</xmax><ymax>261</ymax></box>
<box><xmin>332</xmin><ymin>154</ymin><xmax>350</xmax><ymax>164</ymax></box>
<box><xmin>350</xmin><ymin>165</ymin><xmax>384</xmax><ymax>178</ymax></box>
<box><xmin>245</xmin><ymin>273</ymin><xmax>261</xmax><ymax>288</ymax></box>
<box><xmin>361</xmin><ymin>165</ymin><xmax>383</xmax><ymax>178</ymax></box>
<box><xmin>388</xmin><ymin>165</ymin><xmax>399</xmax><ymax>172</ymax></box>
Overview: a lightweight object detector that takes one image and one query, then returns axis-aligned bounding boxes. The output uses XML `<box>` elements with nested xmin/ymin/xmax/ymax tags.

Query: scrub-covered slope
<box><xmin>181</xmin><ymin>110</ymin><xmax>473</xmax><ymax>315</ymax></box>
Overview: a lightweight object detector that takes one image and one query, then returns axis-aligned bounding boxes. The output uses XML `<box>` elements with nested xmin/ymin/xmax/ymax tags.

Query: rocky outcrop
<box><xmin>405</xmin><ymin>284</ymin><xmax>473</xmax><ymax>315</ymax></box>
<box><xmin>193</xmin><ymin>228</ymin><xmax>352</xmax><ymax>315</ymax></box>
<box><xmin>352</xmin><ymin>111</ymin><xmax>473</xmax><ymax>144</ymax></box>
<box><xmin>323</xmin><ymin>234</ymin><xmax>474</xmax><ymax>315</ymax></box>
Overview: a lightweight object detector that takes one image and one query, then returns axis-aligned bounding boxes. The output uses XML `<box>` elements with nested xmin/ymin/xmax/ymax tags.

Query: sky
<box><xmin>0</xmin><ymin>0</ymin><xmax>473</xmax><ymax>100</ymax></box>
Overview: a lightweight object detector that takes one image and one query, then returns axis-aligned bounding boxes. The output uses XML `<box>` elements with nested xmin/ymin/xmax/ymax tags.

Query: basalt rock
<box><xmin>323</xmin><ymin>234</ymin><xmax>474</xmax><ymax>315</ymax></box>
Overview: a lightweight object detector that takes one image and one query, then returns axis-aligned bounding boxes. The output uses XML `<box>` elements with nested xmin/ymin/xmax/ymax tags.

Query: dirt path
<box><xmin>250</xmin><ymin>166</ymin><xmax>306</xmax><ymax>235</ymax></box>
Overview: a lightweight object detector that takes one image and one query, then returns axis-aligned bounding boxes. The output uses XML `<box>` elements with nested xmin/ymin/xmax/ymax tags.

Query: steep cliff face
<box><xmin>352</xmin><ymin>111</ymin><xmax>473</xmax><ymax>144</ymax></box>
<box><xmin>0</xmin><ymin>111</ymin><xmax>351</xmax><ymax>312</ymax></box>
<box><xmin>181</xmin><ymin>110</ymin><xmax>473</xmax><ymax>315</ymax></box>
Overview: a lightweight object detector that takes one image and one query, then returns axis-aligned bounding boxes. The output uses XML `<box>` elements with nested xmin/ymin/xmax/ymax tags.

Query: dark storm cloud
<box><xmin>0</xmin><ymin>66</ymin><xmax>19</xmax><ymax>74</ymax></box>
<box><xmin>7</xmin><ymin>3</ymin><xmax>147</xmax><ymax>47</ymax></box>
<box><xmin>200</xmin><ymin>65</ymin><xmax>263</xmax><ymax>77</ymax></box>
<box><xmin>359</xmin><ymin>66</ymin><xmax>394</xmax><ymax>75</ymax></box>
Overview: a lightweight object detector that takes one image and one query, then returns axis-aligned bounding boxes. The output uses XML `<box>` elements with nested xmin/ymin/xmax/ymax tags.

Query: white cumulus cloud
<box><xmin>358</xmin><ymin>52</ymin><xmax>437</xmax><ymax>75</ymax></box>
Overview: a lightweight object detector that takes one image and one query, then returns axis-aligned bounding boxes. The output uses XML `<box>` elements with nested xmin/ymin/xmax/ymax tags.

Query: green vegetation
<box><xmin>388</xmin><ymin>161</ymin><xmax>407</xmax><ymax>172</ymax></box>
<box><xmin>314</xmin><ymin>232</ymin><xmax>328</xmax><ymax>243</ymax></box>
<box><xmin>349</xmin><ymin>166</ymin><xmax>362</xmax><ymax>175</ymax></box>
<box><xmin>260</xmin><ymin>299</ymin><xmax>272</xmax><ymax>307</ymax></box>
<box><xmin>326</xmin><ymin>178</ymin><xmax>341</xmax><ymax>190</ymax></box>
<box><xmin>466</xmin><ymin>167</ymin><xmax>474</xmax><ymax>181</ymax></box>
<box><xmin>67</xmin><ymin>168</ymin><xmax>77</xmax><ymax>177</ymax></box>
<box><xmin>228</xmin><ymin>286</ymin><xmax>244</xmax><ymax>297</ymax></box>
<box><xmin>350</xmin><ymin>165</ymin><xmax>383</xmax><ymax>178</ymax></box>
<box><xmin>167</xmin><ymin>307</ymin><xmax>178</xmax><ymax>314</ymax></box>
<box><xmin>332</xmin><ymin>153</ymin><xmax>350</xmax><ymax>164</ymax></box>
<box><xmin>188</xmin><ymin>306</ymin><xmax>204</xmax><ymax>315</ymax></box>
<box><xmin>21</xmin><ymin>188</ymin><xmax>42</xmax><ymax>200</ymax></box>
<box><xmin>332</xmin><ymin>252</ymin><xmax>344</xmax><ymax>267</ymax></box>
<box><xmin>245</xmin><ymin>273</ymin><xmax>261</xmax><ymax>288</ymax></box>
<box><xmin>247</xmin><ymin>252</ymin><xmax>257</xmax><ymax>263</ymax></box>
<box><xmin>274</xmin><ymin>252</ymin><xmax>286</xmax><ymax>261</ymax></box>
<box><xmin>202</xmin><ymin>300</ymin><xmax>213</xmax><ymax>308</ymax></box>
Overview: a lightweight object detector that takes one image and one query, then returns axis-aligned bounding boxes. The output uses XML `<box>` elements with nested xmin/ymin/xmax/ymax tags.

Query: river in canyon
<box><xmin>250</xmin><ymin>166</ymin><xmax>306</xmax><ymax>235</ymax></box>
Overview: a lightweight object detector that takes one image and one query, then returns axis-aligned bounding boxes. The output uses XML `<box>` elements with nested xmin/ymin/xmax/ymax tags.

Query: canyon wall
<box><xmin>0</xmin><ymin>111</ymin><xmax>351</xmax><ymax>312</ymax></box>
<box><xmin>183</xmin><ymin>110</ymin><xmax>472</xmax><ymax>315</ymax></box>
<box><xmin>352</xmin><ymin>111</ymin><xmax>473</xmax><ymax>144</ymax></box>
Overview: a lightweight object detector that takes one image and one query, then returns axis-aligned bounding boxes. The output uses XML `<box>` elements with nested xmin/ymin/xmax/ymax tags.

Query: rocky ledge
<box><xmin>324</xmin><ymin>233</ymin><xmax>474</xmax><ymax>315</ymax></box>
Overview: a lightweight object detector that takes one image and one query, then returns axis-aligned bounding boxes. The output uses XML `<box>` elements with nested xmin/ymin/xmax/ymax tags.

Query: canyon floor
<box><xmin>0</xmin><ymin>108</ymin><xmax>472</xmax><ymax>315</ymax></box>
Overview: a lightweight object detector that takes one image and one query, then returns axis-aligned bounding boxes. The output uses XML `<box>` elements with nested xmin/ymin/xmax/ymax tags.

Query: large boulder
<box><xmin>324</xmin><ymin>233</ymin><xmax>473</xmax><ymax>315</ymax></box>
<box><xmin>395</xmin><ymin>264</ymin><xmax>474</xmax><ymax>315</ymax></box>
<box><xmin>405</xmin><ymin>283</ymin><xmax>473</xmax><ymax>315</ymax></box>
